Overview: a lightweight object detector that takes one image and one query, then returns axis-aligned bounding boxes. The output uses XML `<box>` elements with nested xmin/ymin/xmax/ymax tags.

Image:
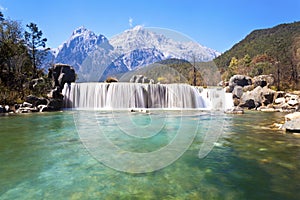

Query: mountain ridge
<box><xmin>47</xmin><ymin>25</ymin><xmax>220</xmax><ymax>82</ymax></box>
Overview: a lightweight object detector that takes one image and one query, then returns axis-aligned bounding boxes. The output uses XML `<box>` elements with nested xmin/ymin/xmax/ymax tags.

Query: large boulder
<box><xmin>228</xmin><ymin>75</ymin><xmax>252</xmax><ymax>92</ymax></box>
<box><xmin>282</xmin><ymin>119</ymin><xmax>300</xmax><ymax>132</ymax></box>
<box><xmin>46</xmin><ymin>64</ymin><xmax>76</xmax><ymax>111</ymax></box>
<box><xmin>239</xmin><ymin>86</ymin><xmax>276</xmax><ymax>109</ymax></box>
<box><xmin>48</xmin><ymin>64</ymin><xmax>76</xmax><ymax>89</ymax></box>
<box><xmin>252</xmin><ymin>74</ymin><xmax>275</xmax><ymax>88</ymax></box>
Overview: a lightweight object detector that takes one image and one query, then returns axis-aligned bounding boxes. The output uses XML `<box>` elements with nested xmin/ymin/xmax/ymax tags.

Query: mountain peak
<box><xmin>132</xmin><ymin>25</ymin><xmax>144</xmax><ymax>31</ymax></box>
<box><xmin>72</xmin><ymin>26</ymin><xmax>89</xmax><ymax>36</ymax></box>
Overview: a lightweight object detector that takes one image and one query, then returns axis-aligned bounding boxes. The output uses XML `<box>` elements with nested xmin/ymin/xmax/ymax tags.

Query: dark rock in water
<box><xmin>47</xmin><ymin>99</ymin><xmax>63</xmax><ymax>111</ymax></box>
<box><xmin>239</xmin><ymin>99</ymin><xmax>258</xmax><ymax>109</ymax></box>
<box><xmin>283</xmin><ymin>119</ymin><xmax>300</xmax><ymax>132</ymax></box>
<box><xmin>228</xmin><ymin>74</ymin><xmax>252</xmax><ymax>92</ymax></box>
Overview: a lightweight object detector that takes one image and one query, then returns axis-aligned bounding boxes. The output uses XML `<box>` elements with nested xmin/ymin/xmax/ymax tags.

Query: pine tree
<box><xmin>25</xmin><ymin>23</ymin><xmax>48</xmax><ymax>77</ymax></box>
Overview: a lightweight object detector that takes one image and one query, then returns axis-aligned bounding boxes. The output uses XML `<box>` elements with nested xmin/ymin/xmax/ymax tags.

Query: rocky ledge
<box><xmin>0</xmin><ymin>64</ymin><xmax>75</xmax><ymax>114</ymax></box>
<box><xmin>226</xmin><ymin>74</ymin><xmax>300</xmax><ymax>113</ymax></box>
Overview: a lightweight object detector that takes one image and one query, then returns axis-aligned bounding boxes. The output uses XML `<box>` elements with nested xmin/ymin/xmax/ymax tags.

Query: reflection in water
<box><xmin>0</xmin><ymin>111</ymin><xmax>299</xmax><ymax>199</ymax></box>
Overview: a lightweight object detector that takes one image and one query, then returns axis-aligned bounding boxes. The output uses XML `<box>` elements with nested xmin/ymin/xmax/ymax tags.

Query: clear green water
<box><xmin>0</xmin><ymin>111</ymin><xmax>299</xmax><ymax>200</ymax></box>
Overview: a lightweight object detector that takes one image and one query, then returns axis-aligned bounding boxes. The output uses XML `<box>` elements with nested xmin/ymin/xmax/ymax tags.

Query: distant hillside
<box><xmin>214</xmin><ymin>21</ymin><xmax>300</xmax><ymax>89</ymax></box>
<box><xmin>118</xmin><ymin>58</ymin><xmax>221</xmax><ymax>86</ymax></box>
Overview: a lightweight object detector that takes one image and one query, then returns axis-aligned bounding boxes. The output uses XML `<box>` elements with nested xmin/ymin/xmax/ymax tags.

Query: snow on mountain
<box><xmin>55</xmin><ymin>26</ymin><xmax>113</xmax><ymax>73</ymax></box>
<box><xmin>52</xmin><ymin>25</ymin><xmax>220</xmax><ymax>82</ymax></box>
<box><xmin>110</xmin><ymin>25</ymin><xmax>220</xmax><ymax>62</ymax></box>
<box><xmin>99</xmin><ymin>48</ymin><xmax>165</xmax><ymax>81</ymax></box>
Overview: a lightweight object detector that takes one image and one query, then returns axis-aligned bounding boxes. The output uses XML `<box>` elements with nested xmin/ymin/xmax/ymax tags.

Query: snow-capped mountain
<box><xmin>110</xmin><ymin>25</ymin><xmax>220</xmax><ymax>62</ymax></box>
<box><xmin>99</xmin><ymin>48</ymin><xmax>165</xmax><ymax>81</ymax></box>
<box><xmin>55</xmin><ymin>26</ymin><xmax>113</xmax><ymax>72</ymax></box>
<box><xmin>52</xmin><ymin>25</ymin><xmax>220</xmax><ymax>82</ymax></box>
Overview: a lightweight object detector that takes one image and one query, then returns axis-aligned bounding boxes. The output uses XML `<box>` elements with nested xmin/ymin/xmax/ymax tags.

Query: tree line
<box><xmin>0</xmin><ymin>12</ymin><xmax>50</xmax><ymax>105</ymax></box>
<box><xmin>215</xmin><ymin>21</ymin><xmax>300</xmax><ymax>90</ymax></box>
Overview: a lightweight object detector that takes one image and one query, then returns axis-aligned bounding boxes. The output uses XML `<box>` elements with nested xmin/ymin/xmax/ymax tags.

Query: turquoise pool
<box><xmin>0</xmin><ymin>111</ymin><xmax>299</xmax><ymax>199</ymax></box>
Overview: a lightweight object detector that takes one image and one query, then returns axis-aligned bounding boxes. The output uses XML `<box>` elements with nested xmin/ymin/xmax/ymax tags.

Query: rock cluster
<box><xmin>130</xmin><ymin>75</ymin><xmax>154</xmax><ymax>84</ymax></box>
<box><xmin>15</xmin><ymin>95</ymin><xmax>64</xmax><ymax>113</ymax></box>
<box><xmin>11</xmin><ymin>64</ymin><xmax>76</xmax><ymax>114</ymax></box>
<box><xmin>226</xmin><ymin>74</ymin><xmax>300</xmax><ymax>112</ymax></box>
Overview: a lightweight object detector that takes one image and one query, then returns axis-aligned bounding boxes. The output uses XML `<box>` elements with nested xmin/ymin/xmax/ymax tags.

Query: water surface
<box><xmin>0</xmin><ymin>111</ymin><xmax>299</xmax><ymax>199</ymax></box>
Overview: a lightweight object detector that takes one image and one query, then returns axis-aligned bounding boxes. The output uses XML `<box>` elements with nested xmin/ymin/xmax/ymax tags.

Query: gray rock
<box><xmin>275</xmin><ymin>97</ymin><xmax>286</xmax><ymax>104</ymax></box>
<box><xmin>283</xmin><ymin>119</ymin><xmax>300</xmax><ymax>132</ymax></box>
<box><xmin>228</xmin><ymin>75</ymin><xmax>252</xmax><ymax>92</ymax></box>
<box><xmin>239</xmin><ymin>86</ymin><xmax>275</xmax><ymax>109</ymax></box>
<box><xmin>232</xmin><ymin>86</ymin><xmax>243</xmax><ymax>99</ymax></box>
<box><xmin>252</xmin><ymin>74</ymin><xmax>275</xmax><ymax>88</ymax></box>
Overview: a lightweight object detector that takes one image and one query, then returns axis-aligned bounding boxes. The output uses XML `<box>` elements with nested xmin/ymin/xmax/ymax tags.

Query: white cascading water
<box><xmin>62</xmin><ymin>83</ymin><xmax>233</xmax><ymax>110</ymax></box>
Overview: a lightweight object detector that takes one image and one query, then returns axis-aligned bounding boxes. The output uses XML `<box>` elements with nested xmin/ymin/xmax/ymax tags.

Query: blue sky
<box><xmin>0</xmin><ymin>0</ymin><xmax>299</xmax><ymax>52</ymax></box>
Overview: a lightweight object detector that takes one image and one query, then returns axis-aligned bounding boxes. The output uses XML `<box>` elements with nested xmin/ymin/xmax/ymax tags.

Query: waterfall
<box><xmin>62</xmin><ymin>83</ymin><xmax>232</xmax><ymax>110</ymax></box>
<box><xmin>196</xmin><ymin>87</ymin><xmax>234</xmax><ymax>111</ymax></box>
